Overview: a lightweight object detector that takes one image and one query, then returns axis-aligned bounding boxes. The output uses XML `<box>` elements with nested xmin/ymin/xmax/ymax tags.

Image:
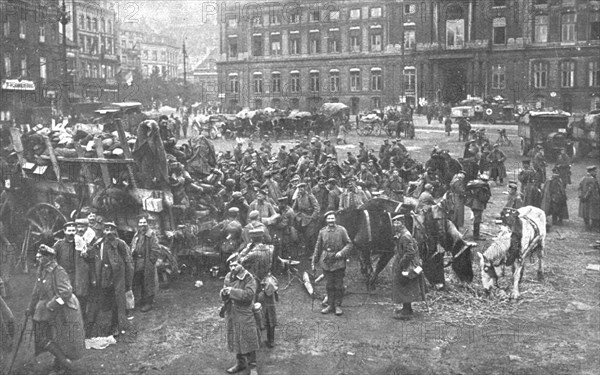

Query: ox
<box><xmin>478</xmin><ymin>206</ymin><xmax>546</xmax><ymax>300</ymax></box>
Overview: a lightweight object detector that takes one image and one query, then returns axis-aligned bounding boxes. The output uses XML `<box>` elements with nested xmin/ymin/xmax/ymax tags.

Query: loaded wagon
<box><xmin>518</xmin><ymin>110</ymin><xmax>573</xmax><ymax>160</ymax></box>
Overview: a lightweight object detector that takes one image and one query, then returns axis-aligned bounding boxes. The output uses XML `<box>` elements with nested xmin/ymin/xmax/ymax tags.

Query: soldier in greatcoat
<box><xmin>519</xmin><ymin>160</ymin><xmax>542</xmax><ymax>207</ymax></box>
<box><xmin>578</xmin><ymin>166</ymin><xmax>600</xmax><ymax>230</ymax></box>
<box><xmin>88</xmin><ymin>222</ymin><xmax>133</xmax><ymax>336</ymax></box>
<box><xmin>542</xmin><ymin>169</ymin><xmax>569</xmax><ymax>226</ymax></box>
<box><xmin>448</xmin><ymin>170</ymin><xmax>466</xmax><ymax>229</ymax></box>
<box><xmin>487</xmin><ymin>144</ymin><xmax>507</xmax><ymax>185</ymax></box>
<box><xmin>27</xmin><ymin>244</ymin><xmax>85</xmax><ymax>373</ymax></box>
<box><xmin>54</xmin><ymin>221</ymin><xmax>94</xmax><ymax>322</ymax></box>
<box><xmin>391</xmin><ymin>215</ymin><xmax>426</xmax><ymax>321</ymax></box>
<box><xmin>130</xmin><ymin>214</ymin><xmax>161</xmax><ymax>312</ymax></box>
<box><xmin>220</xmin><ymin>259</ymin><xmax>260</xmax><ymax>375</ymax></box>
<box><xmin>292</xmin><ymin>182</ymin><xmax>320</xmax><ymax>255</ymax></box>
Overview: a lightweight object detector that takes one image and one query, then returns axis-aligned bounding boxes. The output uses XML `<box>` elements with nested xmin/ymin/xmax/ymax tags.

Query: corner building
<box><xmin>217</xmin><ymin>0</ymin><xmax>600</xmax><ymax>114</ymax></box>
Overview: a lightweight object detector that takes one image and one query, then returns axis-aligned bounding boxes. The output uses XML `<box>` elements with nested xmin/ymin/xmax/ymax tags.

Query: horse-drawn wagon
<box><xmin>0</xmin><ymin>120</ymin><xmax>221</xmax><ymax>282</ymax></box>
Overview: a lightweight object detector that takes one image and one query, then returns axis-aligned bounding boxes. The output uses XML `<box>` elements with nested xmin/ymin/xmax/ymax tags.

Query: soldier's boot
<box><xmin>45</xmin><ymin>342</ymin><xmax>76</xmax><ymax>372</ymax></box>
<box><xmin>226</xmin><ymin>354</ymin><xmax>247</xmax><ymax>374</ymax></box>
<box><xmin>266</xmin><ymin>326</ymin><xmax>275</xmax><ymax>348</ymax></box>
<box><xmin>473</xmin><ymin>223</ymin><xmax>481</xmax><ymax>239</ymax></box>
<box><xmin>140</xmin><ymin>296</ymin><xmax>154</xmax><ymax>313</ymax></box>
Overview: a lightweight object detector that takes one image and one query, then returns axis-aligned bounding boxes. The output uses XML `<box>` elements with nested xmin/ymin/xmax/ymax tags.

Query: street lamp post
<box><xmin>59</xmin><ymin>0</ymin><xmax>71</xmax><ymax>116</ymax></box>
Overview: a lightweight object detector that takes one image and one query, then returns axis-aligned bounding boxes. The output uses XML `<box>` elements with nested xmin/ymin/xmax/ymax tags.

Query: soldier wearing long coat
<box><xmin>391</xmin><ymin>216</ymin><xmax>426</xmax><ymax>320</ymax></box>
<box><xmin>221</xmin><ymin>261</ymin><xmax>260</xmax><ymax>375</ymax></box>
<box><xmin>27</xmin><ymin>245</ymin><xmax>85</xmax><ymax>372</ymax></box>
<box><xmin>578</xmin><ymin>166</ymin><xmax>600</xmax><ymax>230</ymax></box>
<box><xmin>487</xmin><ymin>145</ymin><xmax>507</xmax><ymax>184</ymax></box>
<box><xmin>541</xmin><ymin>171</ymin><xmax>569</xmax><ymax>225</ymax></box>
<box><xmin>448</xmin><ymin>171</ymin><xmax>466</xmax><ymax>229</ymax></box>
<box><xmin>130</xmin><ymin>217</ymin><xmax>161</xmax><ymax>312</ymax></box>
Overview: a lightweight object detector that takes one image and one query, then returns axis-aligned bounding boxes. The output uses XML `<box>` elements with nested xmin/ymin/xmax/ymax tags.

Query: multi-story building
<box><xmin>217</xmin><ymin>0</ymin><xmax>600</xmax><ymax>114</ymax></box>
<box><xmin>119</xmin><ymin>21</ymin><xmax>144</xmax><ymax>80</ymax></box>
<box><xmin>70</xmin><ymin>0</ymin><xmax>120</xmax><ymax>103</ymax></box>
<box><xmin>193</xmin><ymin>47</ymin><xmax>219</xmax><ymax>109</ymax></box>
<box><xmin>0</xmin><ymin>0</ymin><xmax>61</xmax><ymax>124</ymax></box>
<box><xmin>140</xmin><ymin>32</ymin><xmax>179</xmax><ymax>80</ymax></box>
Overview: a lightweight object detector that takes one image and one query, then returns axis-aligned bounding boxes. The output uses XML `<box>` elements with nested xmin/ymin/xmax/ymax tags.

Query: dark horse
<box><xmin>333</xmin><ymin>197</ymin><xmax>473</xmax><ymax>289</ymax></box>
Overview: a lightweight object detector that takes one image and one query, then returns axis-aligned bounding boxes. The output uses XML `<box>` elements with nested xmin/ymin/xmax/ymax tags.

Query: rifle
<box><xmin>8</xmin><ymin>314</ymin><xmax>29</xmax><ymax>375</ymax></box>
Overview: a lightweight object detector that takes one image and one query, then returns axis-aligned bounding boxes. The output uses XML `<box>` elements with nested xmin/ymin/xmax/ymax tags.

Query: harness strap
<box><xmin>363</xmin><ymin>210</ymin><xmax>372</xmax><ymax>243</ymax></box>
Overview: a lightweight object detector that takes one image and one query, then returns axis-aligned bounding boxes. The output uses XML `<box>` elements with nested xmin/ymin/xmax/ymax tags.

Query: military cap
<box><xmin>327</xmin><ymin>178</ymin><xmax>337</xmax><ymax>184</ymax></box>
<box><xmin>75</xmin><ymin>218</ymin><xmax>89</xmax><ymax>226</ymax></box>
<box><xmin>103</xmin><ymin>221</ymin><xmax>117</xmax><ymax>228</ymax></box>
<box><xmin>277</xmin><ymin>197</ymin><xmax>289</xmax><ymax>203</ymax></box>
<box><xmin>391</xmin><ymin>214</ymin><xmax>405</xmax><ymax>222</ymax></box>
<box><xmin>63</xmin><ymin>221</ymin><xmax>76</xmax><ymax>229</ymax></box>
<box><xmin>232</xmin><ymin>191</ymin><xmax>243</xmax><ymax>198</ymax></box>
<box><xmin>228</xmin><ymin>207</ymin><xmax>240</xmax><ymax>214</ymax></box>
<box><xmin>479</xmin><ymin>174</ymin><xmax>490</xmax><ymax>181</ymax></box>
<box><xmin>249</xmin><ymin>228</ymin><xmax>264</xmax><ymax>237</ymax></box>
<box><xmin>324</xmin><ymin>210</ymin><xmax>337</xmax><ymax>218</ymax></box>
<box><xmin>257</xmin><ymin>189</ymin><xmax>268</xmax><ymax>196</ymax></box>
<box><xmin>297</xmin><ymin>182</ymin><xmax>307</xmax><ymax>188</ymax></box>
<box><xmin>290</xmin><ymin>175</ymin><xmax>300</xmax><ymax>182</ymax></box>
<box><xmin>38</xmin><ymin>244</ymin><xmax>56</xmax><ymax>256</ymax></box>
<box><xmin>248</xmin><ymin>210</ymin><xmax>260</xmax><ymax>220</ymax></box>
<box><xmin>508</xmin><ymin>182</ymin><xmax>518</xmax><ymax>189</ymax></box>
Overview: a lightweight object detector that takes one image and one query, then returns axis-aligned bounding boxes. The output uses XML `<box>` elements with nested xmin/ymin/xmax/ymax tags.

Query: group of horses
<box><xmin>322</xmin><ymin>196</ymin><xmax>546</xmax><ymax>300</ymax></box>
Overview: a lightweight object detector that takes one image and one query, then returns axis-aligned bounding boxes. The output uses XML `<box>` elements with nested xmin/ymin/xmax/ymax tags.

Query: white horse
<box><xmin>478</xmin><ymin>206</ymin><xmax>546</xmax><ymax>300</ymax></box>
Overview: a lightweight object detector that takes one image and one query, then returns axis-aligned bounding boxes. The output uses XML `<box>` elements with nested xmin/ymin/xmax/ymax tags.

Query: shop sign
<box><xmin>1</xmin><ymin>79</ymin><xmax>36</xmax><ymax>91</ymax></box>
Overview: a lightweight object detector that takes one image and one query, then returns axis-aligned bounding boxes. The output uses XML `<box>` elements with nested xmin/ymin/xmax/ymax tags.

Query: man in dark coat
<box><xmin>391</xmin><ymin>215</ymin><xmax>425</xmax><ymax>320</ymax></box>
<box><xmin>578</xmin><ymin>165</ymin><xmax>600</xmax><ymax>230</ymax></box>
<box><xmin>292</xmin><ymin>183</ymin><xmax>320</xmax><ymax>255</ymax></box>
<box><xmin>220</xmin><ymin>259</ymin><xmax>259</xmax><ymax>375</ymax></box>
<box><xmin>504</xmin><ymin>182</ymin><xmax>523</xmax><ymax>210</ymax></box>
<box><xmin>89</xmin><ymin>222</ymin><xmax>133</xmax><ymax>336</ymax></box>
<box><xmin>312</xmin><ymin>211</ymin><xmax>353</xmax><ymax>316</ymax></box>
<box><xmin>465</xmin><ymin>175</ymin><xmax>491</xmax><ymax>240</ymax></box>
<box><xmin>54</xmin><ymin>221</ymin><xmax>93</xmax><ymax>322</ymax></box>
<box><xmin>555</xmin><ymin>148</ymin><xmax>571</xmax><ymax>189</ymax></box>
<box><xmin>519</xmin><ymin>159</ymin><xmax>542</xmax><ymax>207</ymax></box>
<box><xmin>130</xmin><ymin>215</ymin><xmax>161</xmax><ymax>312</ymax></box>
<box><xmin>541</xmin><ymin>169</ymin><xmax>569</xmax><ymax>226</ymax></box>
<box><xmin>487</xmin><ymin>144</ymin><xmax>507</xmax><ymax>185</ymax></box>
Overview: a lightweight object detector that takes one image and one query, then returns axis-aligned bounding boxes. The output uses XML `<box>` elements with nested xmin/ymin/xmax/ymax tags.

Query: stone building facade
<box><xmin>217</xmin><ymin>0</ymin><xmax>600</xmax><ymax>114</ymax></box>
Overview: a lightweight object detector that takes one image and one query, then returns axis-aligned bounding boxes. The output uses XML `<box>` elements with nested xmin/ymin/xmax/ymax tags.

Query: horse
<box><xmin>478</xmin><ymin>206</ymin><xmax>546</xmax><ymax>300</ymax></box>
<box><xmin>409</xmin><ymin>194</ymin><xmax>475</xmax><ymax>287</ymax></box>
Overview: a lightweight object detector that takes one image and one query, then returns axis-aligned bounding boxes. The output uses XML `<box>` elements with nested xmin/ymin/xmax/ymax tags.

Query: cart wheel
<box><xmin>26</xmin><ymin>203</ymin><xmax>67</xmax><ymax>246</ymax></box>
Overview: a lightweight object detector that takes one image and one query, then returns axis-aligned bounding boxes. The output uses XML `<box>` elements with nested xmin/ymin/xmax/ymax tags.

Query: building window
<box><xmin>372</xmin><ymin>97</ymin><xmax>381</xmax><ymax>108</ymax></box>
<box><xmin>328</xmin><ymin>10</ymin><xmax>340</xmax><ymax>21</ymax></box>
<box><xmin>370</xmin><ymin>7</ymin><xmax>382</xmax><ymax>18</ymax></box>
<box><xmin>108</xmin><ymin>20</ymin><xmax>113</xmax><ymax>34</ymax></box>
<box><xmin>371</xmin><ymin>69</ymin><xmax>383</xmax><ymax>91</ymax></box>
<box><xmin>87</xmin><ymin>17</ymin><xmax>91</xmax><ymax>30</ymax></box>
<box><xmin>329</xmin><ymin>71</ymin><xmax>340</xmax><ymax>92</ymax></box>
<box><xmin>272</xmin><ymin>73</ymin><xmax>281</xmax><ymax>93</ymax></box>
<box><xmin>19</xmin><ymin>21</ymin><xmax>26</xmax><ymax>39</ymax></box>
<box><xmin>446</xmin><ymin>5</ymin><xmax>465</xmax><ymax>48</ymax></box>
<box><xmin>290</xmin><ymin>12</ymin><xmax>301</xmax><ymax>24</ymax></box>
<box><xmin>493</xmin><ymin>0</ymin><xmax>506</xmax><ymax>7</ymax></box>
<box><xmin>404</xmin><ymin>30</ymin><xmax>415</xmax><ymax>49</ymax></box>
<box><xmin>2</xmin><ymin>20</ymin><xmax>9</xmax><ymax>37</ymax></box>
<box><xmin>493</xmin><ymin>18</ymin><xmax>506</xmax><ymax>45</ymax></box>
<box><xmin>228</xmin><ymin>38</ymin><xmax>238</xmax><ymax>58</ymax></box>
<box><xmin>143</xmin><ymin>50</ymin><xmax>148</xmax><ymax>59</ymax></box>
<box><xmin>122</xmin><ymin>39</ymin><xmax>126</xmax><ymax>48</ymax></box>
<box><xmin>349</xmin><ymin>9</ymin><xmax>361</xmax><ymax>20</ymax></box>
<box><xmin>269</xmin><ymin>14</ymin><xmax>280</xmax><ymax>25</ymax></box>
<box><xmin>252</xmin><ymin>16</ymin><xmax>262</xmax><ymax>26</ymax></box>
<box><xmin>101</xmin><ymin>18</ymin><xmax>106</xmax><ymax>33</ymax></box>
<box><xmin>404</xmin><ymin>4</ymin><xmax>416</xmax><ymax>14</ymax></box>
<box><xmin>532</xmin><ymin>61</ymin><xmax>548</xmax><ymax>88</ymax></box>
<box><xmin>101</xmin><ymin>64</ymin><xmax>106</xmax><ymax>79</ymax></box>
<box><xmin>310</xmin><ymin>71</ymin><xmax>320</xmax><ymax>92</ymax></box>
<box><xmin>40</xmin><ymin>57</ymin><xmax>47</xmax><ymax>82</ymax></box>
<box><xmin>253</xmin><ymin>35</ymin><xmax>263</xmax><ymax>56</ymax></box>
<box><xmin>152</xmin><ymin>51</ymin><xmax>157</xmax><ymax>61</ymax></box>
<box><xmin>107</xmin><ymin>66</ymin><xmax>113</xmax><ymax>78</ymax></box>
<box><xmin>93</xmin><ymin>18</ymin><xmax>98</xmax><ymax>31</ymax></box>
<box><xmin>161</xmin><ymin>52</ymin><xmax>166</xmax><ymax>61</ymax></box>
<box><xmin>591</xmin><ymin>13</ymin><xmax>600</xmax><ymax>40</ymax></box>
<box><xmin>79</xmin><ymin>14</ymin><xmax>84</xmax><ymax>29</ymax></box>
<box><xmin>404</xmin><ymin>67</ymin><xmax>416</xmax><ymax>92</ymax></box>
<box><xmin>350</xmin><ymin>70</ymin><xmax>361</xmax><ymax>91</ymax></box>
<box><xmin>143</xmin><ymin>65</ymin><xmax>148</xmax><ymax>76</ymax></box>
<box><xmin>271</xmin><ymin>34</ymin><xmax>282</xmax><ymax>55</ymax></box>
<box><xmin>290</xmin><ymin>72</ymin><xmax>300</xmax><ymax>93</ymax></box>
<box><xmin>329</xmin><ymin>31</ymin><xmax>341</xmax><ymax>53</ymax></box>
<box><xmin>92</xmin><ymin>64</ymin><xmax>98</xmax><ymax>78</ymax></box>
<box><xmin>309</xmin><ymin>34</ymin><xmax>321</xmax><ymax>54</ymax></box>
<box><xmin>107</xmin><ymin>39</ymin><xmax>112</xmax><ymax>54</ymax></box>
<box><xmin>39</xmin><ymin>25</ymin><xmax>46</xmax><ymax>43</ymax></box>
<box><xmin>79</xmin><ymin>35</ymin><xmax>86</xmax><ymax>52</ymax></box>
<box><xmin>309</xmin><ymin>11</ymin><xmax>320</xmax><ymax>22</ymax></box>
<box><xmin>227</xmin><ymin>18</ymin><xmax>237</xmax><ymax>28</ymax></box>
<box><xmin>560</xmin><ymin>61</ymin><xmax>575</xmax><ymax>87</ymax></box>
<box><xmin>253</xmin><ymin>73</ymin><xmax>263</xmax><ymax>93</ymax></box>
<box><xmin>370</xmin><ymin>32</ymin><xmax>382</xmax><ymax>52</ymax></box>
<box><xmin>350</xmin><ymin>32</ymin><xmax>361</xmax><ymax>52</ymax></box>
<box><xmin>20</xmin><ymin>56</ymin><xmax>27</xmax><ymax>77</ymax></box>
<box><xmin>534</xmin><ymin>15</ymin><xmax>548</xmax><ymax>43</ymax></box>
<box><xmin>229</xmin><ymin>74</ymin><xmax>239</xmax><ymax>93</ymax></box>
<box><xmin>492</xmin><ymin>65</ymin><xmax>506</xmax><ymax>89</ymax></box>
<box><xmin>561</xmin><ymin>14</ymin><xmax>576</xmax><ymax>42</ymax></box>
<box><xmin>4</xmin><ymin>54</ymin><xmax>11</xmax><ymax>76</ymax></box>
<box><xmin>590</xmin><ymin>62</ymin><xmax>600</xmax><ymax>87</ymax></box>
<box><xmin>289</xmin><ymin>36</ymin><xmax>300</xmax><ymax>54</ymax></box>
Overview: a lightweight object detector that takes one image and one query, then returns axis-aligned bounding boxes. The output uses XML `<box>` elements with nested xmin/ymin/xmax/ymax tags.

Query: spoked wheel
<box><xmin>26</xmin><ymin>203</ymin><xmax>67</xmax><ymax>248</ymax></box>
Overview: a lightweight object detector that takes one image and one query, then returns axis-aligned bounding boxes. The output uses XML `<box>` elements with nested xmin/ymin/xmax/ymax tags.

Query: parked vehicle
<box><xmin>518</xmin><ymin>110</ymin><xmax>572</xmax><ymax>160</ymax></box>
<box><xmin>569</xmin><ymin>110</ymin><xmax>600</xmax><ymax>159</ymax></box>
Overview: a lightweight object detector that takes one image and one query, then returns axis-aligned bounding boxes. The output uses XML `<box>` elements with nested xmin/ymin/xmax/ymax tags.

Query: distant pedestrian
<box><xmin>444</xmin><ymin>117</ymin><xmax>452</xmax><ymax>136</ymax></box>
